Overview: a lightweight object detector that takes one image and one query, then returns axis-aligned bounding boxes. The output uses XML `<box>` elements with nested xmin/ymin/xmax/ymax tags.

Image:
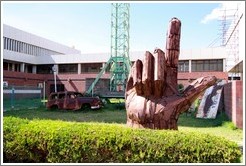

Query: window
<box><xmin>30</xmin><ymin>45</ymin><xmax>33</xmax><ymax>55</ymax></box>
<box><xmin>37</xmin><ymin>65</ymin><xmax>53</xmax><ymax>74</ymax></box>
<box><xmin>14</xmin><ymin>40</ymin><xmax>17</xmax><ymax>51</ymax></box>
<box><xmin>9</xmin><ymin>39</ymin><xmax>13</xmax><ymax>50</ymax></box>
<box><xmin>81</xmin><ymin>64</ymin><xmax>89</xmax><ymax>73</ymax></box>
<box><xmin>196</xmin><ymin>61</ymin><xmax>203</xmax><ymax>72</ymax></box>
<box><xmin>81</xmin><ymin>63</ymin><xmax>102</xmax><ymax>73</ymax></box>
<box><xmin>14</xmin><ymin>63</ymin><xmax>20</xmax><ymax>72</ymax></box>
<box><xmin>3</xmin><ymin>62</ymin><xmax>8</xmax><ymax>70</ymax></box>
<box><xmin>218</xmin><ymin>62</ymin><xmax>223</xmax><ymax>71</ymax></box>
<box><xmin>3</xmin><ymin>37</ymin><xmax>63</xmax><ymax>56</ymax></box>
<box><xmin>4</xmin><ymin>37</ymin><xmax>7</xmax><ymax>49</ymax></box>
<box><xmin>191</xmin><ymin>59</ymin><xmax>223</xmax><ymax>72</ymax></box>
<box><xmin>9</xmin><ymin>63</ymin><xmax>12</xmax><ymax>71</ymax></box>
<box><xmin>59</xmin><ymin>64</ymin><xmax>78</xmax><ymax>74</ymax></box>
<box><xmin>178</xmin><ymin>60</ymin><xmax>189</xmax><ymax>72</ymax></box>
<box><xmin>12</xmin><ymin>40</ymin><xmax>15</xmax><ymax>51</ymax></box>
<box><xmin>27</xmin><ymin>44</ymin><xmax>29</xmax><ymax>54</ymax></box>
<box><xmin>23</xmin><ymin>42</ymin><xmax>25</xmax><ymax>53</ymax></box>
<box><xmin>25</xmin><ymin>64</ymin><xmax>33</xmax><ymax>73</ymax></box>
<box><xmin>209</xmin><ymin>60</ymin><xmax>217</xmax><ymax>71</ymax></box>
<box><xmin>50</xmin><ymin>94</ymin><xmax>58</xmax><ymax>100</ymax></box>
<box><xmin>204</xmin><ymin>60</ymin><xmax>210</xmax><ymax>71</ymax></box>
<box><xmin>68</xmin><ymin>93</ymin><xmax>76</xmax><ymax>99</ymax></box>
<box><xmin>17</xmin><ymin>41</ymin><xmax>19</xmax><ymax>51</ymax></box>
<box><xmin>58</xmin><ymin>93</ymin><xmax>65</xmax><ymax>99</ymax></box>
<box><xmin>20</xmin><ymin>42</ymin><xmax>23</xmax><ymax>53</ymax></box>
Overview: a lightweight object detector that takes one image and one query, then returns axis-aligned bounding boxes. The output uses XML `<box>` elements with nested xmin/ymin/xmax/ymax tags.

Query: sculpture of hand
<box><xmin>125</xmin><ymin>17</ymin><xmax>216</xmax><ymax>130</ymax></box>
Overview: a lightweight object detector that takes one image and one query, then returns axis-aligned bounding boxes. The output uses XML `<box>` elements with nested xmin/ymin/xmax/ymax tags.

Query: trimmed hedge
<box><xmin>3</xmin><ymin>117</ymin><xmax>241</xmax><ymax>163</ymax></box>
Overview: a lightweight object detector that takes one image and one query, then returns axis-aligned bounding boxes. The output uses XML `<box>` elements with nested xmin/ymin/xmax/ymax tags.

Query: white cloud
<box><xmin>201</xmin><ymin>2</ymin><xmax>241</xmax><ymax>24</ymax></box>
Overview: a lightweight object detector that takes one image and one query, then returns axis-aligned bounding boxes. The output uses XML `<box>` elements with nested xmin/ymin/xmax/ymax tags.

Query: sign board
<box><xmin>3</xmin><ymin>81</ymin><xmax>8</xmax><ymax>88</ymax></box>
<box><xmin>38</xmin><ymin>83</ymin><xmax>43</xmax><ymax>88</ymax></box>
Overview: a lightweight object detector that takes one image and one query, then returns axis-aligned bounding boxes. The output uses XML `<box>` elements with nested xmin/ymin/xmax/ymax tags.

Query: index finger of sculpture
<box><xmin>165</xmin><ymin>17</ymin><xmax>181</xmax><ymax>68</ymax></box>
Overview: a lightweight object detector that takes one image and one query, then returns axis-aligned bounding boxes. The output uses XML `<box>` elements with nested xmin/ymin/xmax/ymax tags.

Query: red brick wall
<box><xmin>54</xmin><ymin>73</ymin><xmax>110</xmax><ymax>94</ymax></box>
<box><xmin>4</xmin><ymin>70</ymin><xmax>228</xmax><ymax>97</ymax></box>
<box><xmin>3</xmin><ymin>71</ymin><xmax>111</xmax><ymax>97</ymax></box>
<box><xmin>3</xmin><ymin>70</ymin><xmax>46</xmax><ymax>87</ymax></box>
<box><xmin>224</xmin><ymin>80</ymin><xmax>243</xmax><ymax>129</ymax></box>
<box><xmin>224</xmin><ymin>82</ymin><xmax>232</xmax><ymax>119</ymax></box>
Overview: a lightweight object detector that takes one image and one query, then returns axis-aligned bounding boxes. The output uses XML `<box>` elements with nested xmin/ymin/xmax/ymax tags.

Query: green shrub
<box><xmin>178</xmin><ymin>84</ymin><xmax>184</xmax><ymax>93</ymax></box>
<box><xmin>222</xmin><ymin>121</ymin><xmax>238</xmax><ymax>130</ymax></box>
<box><xmin>3</xmin><ymin>117</ymin><xmax>242</xmax><ymax>163</ymax></box>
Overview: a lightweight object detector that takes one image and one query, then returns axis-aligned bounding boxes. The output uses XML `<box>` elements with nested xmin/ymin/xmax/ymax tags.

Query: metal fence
<box><xmin>3</xmin><ymin>85</ymin><xmax>44</xmax><ymax>111</ymax></box>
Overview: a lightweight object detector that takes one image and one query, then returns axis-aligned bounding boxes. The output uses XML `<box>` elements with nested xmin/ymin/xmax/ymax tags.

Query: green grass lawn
<box><xmin>178</xmin><ymin>113</ymin><xmax>243</xmax><ymax>145</ymax></box>
<box><xmin>3</xmin><ymin>98</ymin><xmax>243</xmax><ymax>146</ymax></box>
<box><xmin>3</xmin><ymin>105</ymin><xmax>126</xmax><ymax>124</ymax></box>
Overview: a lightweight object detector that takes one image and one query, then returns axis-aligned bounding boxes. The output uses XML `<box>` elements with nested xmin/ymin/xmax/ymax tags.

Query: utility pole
<box><xmin>52</xmin><ymin>65</ymin><xmax>57</xmax><ymax>93</ymax></box>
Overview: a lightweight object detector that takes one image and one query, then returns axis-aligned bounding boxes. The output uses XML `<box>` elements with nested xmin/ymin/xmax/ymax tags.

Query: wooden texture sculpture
<box><xmin>125</xmin><ymin>17</ymin><xmax>217</xmax><ymax>130</ymax></box>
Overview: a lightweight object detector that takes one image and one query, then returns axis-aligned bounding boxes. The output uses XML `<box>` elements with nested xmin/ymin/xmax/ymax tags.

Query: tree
<box><xmin>125</xmin><ymin>17</ymin><xmax>216</xmax><ymax>130</ymax></box>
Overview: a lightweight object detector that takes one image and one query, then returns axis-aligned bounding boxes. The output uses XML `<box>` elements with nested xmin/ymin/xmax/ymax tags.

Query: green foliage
<box><xmin>178</xmin><ymin>84</ymin><xmax>184</xmax><ymax>93</ymax></box>
<box><xmin>3</xmin><ymin>117</ymin><xmax>242</xmax><ymax>163</ymax></box>
<box><xmin>222</xmin><ymin>121</ymin><xmax>238</xmax><ymax>130</ymax></box>
<box><xmin>3</xmin><ymin>105</ymin><xmax>243</xmax><ymax>144</ymax></box>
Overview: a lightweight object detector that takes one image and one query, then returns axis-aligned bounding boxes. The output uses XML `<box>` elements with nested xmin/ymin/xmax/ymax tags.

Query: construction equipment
<box><xmin>86</xmin><ymin>3</ymin><xmax>131</xmax><ymax>95</ymax></box>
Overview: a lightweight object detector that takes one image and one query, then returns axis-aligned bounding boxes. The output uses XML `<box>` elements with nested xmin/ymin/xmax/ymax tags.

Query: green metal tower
<box><xmin>86</xmin><ymin>3</ymin><xmax>131</xmax><ymax>95</ymax></box>
<box><xmin>110</xmin><ymin>3</ymin><xmax>131</xmax><ymax>91</ymax></box>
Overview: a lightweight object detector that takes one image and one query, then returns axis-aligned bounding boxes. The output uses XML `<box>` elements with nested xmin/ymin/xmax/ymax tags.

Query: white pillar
<box><xmin>102</xmin><ymin>62</ymin><xmax>106</xmax><ymax>74</ymax></box>
<box><xmin>11</xmin><ymin>63</ymin><xmax>14</xmax><ymax>71</ymax></box>
<box><xmin>78</xmin><ymin>64</ymin><xmax>81</xmax><ymax>74</ymax></box>
<box><xmin>223</xmin><ymin>58</ymin><xmax>226</xmax><ymax>72</ymax></box>
<box><xmin>21</xmin><ymin>63</ymin><xmax>25</xmax><ymax>72</ymax></box>
<box><xmin>189</xmin><ymin>60</ymin><xmax>192</xmax><ymax>73</ymax></box>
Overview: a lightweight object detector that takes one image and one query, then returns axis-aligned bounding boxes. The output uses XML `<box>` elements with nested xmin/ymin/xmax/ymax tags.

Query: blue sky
<box><xmin>1</xmin><ymin>1</ymin><xmax>240</xmax><ymax>53</ymax></box>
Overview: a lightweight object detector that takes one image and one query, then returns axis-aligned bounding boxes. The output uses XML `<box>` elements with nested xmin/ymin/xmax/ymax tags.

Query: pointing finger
<box><xmin>165</xmin><ymin>17</ymin><xmax>181</xmax><ymax>68</ymax></box>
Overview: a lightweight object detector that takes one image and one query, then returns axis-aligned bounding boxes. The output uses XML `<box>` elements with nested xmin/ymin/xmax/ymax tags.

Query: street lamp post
<box><xmin>52</xmin><ymin>65</ymin><xmax>57</xmax><ymax>93</ymax></box>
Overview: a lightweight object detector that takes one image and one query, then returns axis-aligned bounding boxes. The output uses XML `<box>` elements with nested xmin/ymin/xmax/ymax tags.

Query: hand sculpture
<box><xmin>125</xmin><ymin>17</ymin><xmax>216</xmax><ymax>130</ymax></box>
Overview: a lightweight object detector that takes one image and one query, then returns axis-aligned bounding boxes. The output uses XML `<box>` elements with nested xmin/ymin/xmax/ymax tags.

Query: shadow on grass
<box><xmin>178</xmin><ymin>111</ymin><xmax>230</xmax><ymax>128</ymax></box>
